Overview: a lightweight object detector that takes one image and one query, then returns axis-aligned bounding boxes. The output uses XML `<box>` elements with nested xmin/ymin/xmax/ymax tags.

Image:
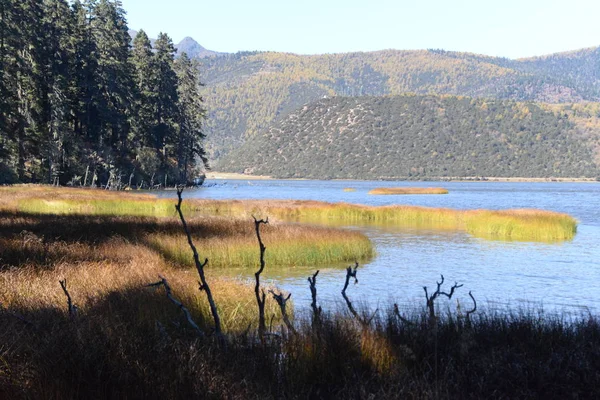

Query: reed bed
<box><xmin>6</xmin><ymin>187</ymin><xmax>578</xmax><ymax>243</ymax></box>
<box><xmin>464</xmin><ymin>208</ymin><xmax>578</xmax><ymax>241</ymax></box>
<box><xmin>343</xmin><ymin>187</ymin><xmax>356</xmax><ymax>192</ymax></box>
<box><xmin>18</xmin><ymin>197</ymin><xmax>178</xmax><ymax>217</ymax></box>
<box><xmin>368</xmin><ymin>187</ymin><xmax>449</xmax><ymax>195</ymax></box>
<box><xmin>145</xmin><ymin>217</ymin><xmax>374</xmax><ymax>268</ymax></box>
<box><xmin>185</xmin><ymin>199</ymin><xmax>577</xmax><ymax>242</ymax></box>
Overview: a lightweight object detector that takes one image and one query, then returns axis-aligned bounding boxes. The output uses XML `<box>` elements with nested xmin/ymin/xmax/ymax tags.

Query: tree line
<box><xmin>0</xmin><ymin>0</ymin><xmax>207</xmax><ymax>187</ymax></box>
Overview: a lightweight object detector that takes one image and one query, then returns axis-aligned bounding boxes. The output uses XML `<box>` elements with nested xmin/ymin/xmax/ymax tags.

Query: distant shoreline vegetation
<box><xmin>368</xmin><ymin>187</ymin><xmax>449</xmax><ymax>195</ymax></box>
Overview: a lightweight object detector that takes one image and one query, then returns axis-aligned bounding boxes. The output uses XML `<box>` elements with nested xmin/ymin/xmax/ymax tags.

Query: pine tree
<box><xmin>131</xmin><ymin>29</ymin><xmax>155</xmax><ymax>149</ymax></box>
<box><xmin>174</xmin><ymin>52</ymin><xmax>207</xmax><ymax>183</ymax></box>
<box><xmin>40</xmin><ymin>0</ymin><xmax>75</xmax><ymax>184</ymax></box>
<box><xmin>11</xmin><ymin>0</ymin><xmax>46</xmax><ymax>182</ymax></box>
<box><xmin>0</xmin><ymin>0</ymin><xmax>208</xmax><ymax>186</ymax></box>
<box><xmin>89</xmin><ymin>0</ymin><xmax>134</xmax><ymax>184</ymax></box>
<box><xmin>152</xmin><ymin>32</ymin><xmax>178</xmax><ymax>167</ymax></box>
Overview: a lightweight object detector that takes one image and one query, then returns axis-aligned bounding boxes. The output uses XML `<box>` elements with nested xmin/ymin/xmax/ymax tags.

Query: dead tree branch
<box><xmin>466</xmin><ymin>291</ymin><xmax>477</xmax><ymax>323</ymax></box>
<box><xmin>269</xmin><ymin>289</ymin><xmax>296</xmax><ymax>335</ymax></box>
<box><xmin>175</xmin><ymin>187</ymin><xmax>222</xmax><ymax>336</ymax></box>
<box><xmin>393</xmin><ymin>303</ymin><xmax>414</xmax><ymax>326</ymax></box>
<box><xmin>253</xmin><ymin>216</ymin><xmax>269</xmax><ymax>338</ymax></box>
<box><xmin>341</xmin><ymin>262</ymin><xmax>364</xmax><ymax>324</ymax></box>
<box><xmin>423</xmin><ymin>274</ymin><xmax>463</xmax><ymax>323</ymax></box>
<box><xmin>308</xmin><ymin>270</ymin><xmax>322</xmax><ymax>323</ymax></box>
<box><xmin>148</xmin><ymin>276</ymin><xmax>204</xmax><ymax>337</ymax></box>
<box><xmin>59</xmin><ymin>279</ymin><xmax>77</xmax><ymax>320</ymax></box>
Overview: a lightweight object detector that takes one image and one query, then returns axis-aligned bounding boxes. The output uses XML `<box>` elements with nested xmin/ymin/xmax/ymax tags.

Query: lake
<box><xmin>161</xmin><ymin>180</ymin><xmax>600</xmax><ymax>316</ymax></box>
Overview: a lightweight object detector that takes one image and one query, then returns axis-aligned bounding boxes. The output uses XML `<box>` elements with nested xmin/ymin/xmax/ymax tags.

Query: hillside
<box><xmin>199</xmin><ymin>47</ymin><xmax>600</xmax><ymax>161</ymax></box>
<box><xmin>217</xmin><ymin>95</ymin><xmax>600</xmax><ymax>179</ymax></box>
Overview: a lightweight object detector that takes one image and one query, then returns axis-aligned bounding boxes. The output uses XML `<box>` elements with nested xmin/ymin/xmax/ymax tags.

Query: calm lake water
<box><xmin>161</xmin><ymin>180</ymin><xmax>600</xmax><ymax>316</ymax></box>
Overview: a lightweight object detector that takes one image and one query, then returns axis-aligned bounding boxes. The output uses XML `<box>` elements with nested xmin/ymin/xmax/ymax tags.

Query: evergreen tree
<box><xmin>40</xmin><ymin>0</ymin><xmax>75</xmax><ymax>183</ymax></box>
<box><xmin>152</xmin><ymin>32</ymin><xmax>178</xmax><ymax>164</ymax></box>
<box><xmin>89</xmin><ymin>0</ymin><xmax>134</xmax><ymax>183</ymax></box>
<box><xmin>12</xmin><ymin>0</ymin><xmax>46</xmax><ymax>182</ymax></box>
<box><xmin>174</xmin><ymin>52</ymin><xmax>207</xmax><ymax>183</ymax></box>
<box><xmin>131</xmin><ymin>29</ymin><xmax>155</xmax><ymax>149</ymax></box>
<box><xmin>0</xmin><ymin>0</ymin><xmax>209</xmax><ymax>186</ymax></box>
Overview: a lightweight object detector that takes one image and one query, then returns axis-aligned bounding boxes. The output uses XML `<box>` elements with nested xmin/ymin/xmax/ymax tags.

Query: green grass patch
<box><xmin>146</xmin><ymin>228</ymin><xmax>374</xmax><ymax>268</ymax></box>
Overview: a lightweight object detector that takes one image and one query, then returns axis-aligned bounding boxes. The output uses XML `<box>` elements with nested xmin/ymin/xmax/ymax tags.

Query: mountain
<box><xmin>197</xmin><ymin>47</ymin><xmax>600</xmax><ymax>161</ymax></box>
<box><xmin>176</xmin><ymin>36</ymin><xmax>224</xmax><ymax>59</ymax></box>
<box><xmin>217</xmin><ymin>95</ymin><xmax>600</xmax><ymax>179</ymax></box>
<box><xmin>128</xmin><ymin>30</ymin><xmax>224</xmax><ymax>58</ymax></box>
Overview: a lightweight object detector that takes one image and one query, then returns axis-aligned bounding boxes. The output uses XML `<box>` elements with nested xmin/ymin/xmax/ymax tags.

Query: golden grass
<box><xmin>183</xmin><ymin>199</ymin><xmax>577</xmax><ymax>242</ymax></box>
<box><xmin>1</xmin><ymin>186</ymin><xmax>578</xmax><ymax>243</ymax></box>
<box><xmin>145</xmin><ymin>217</ymin><xmax>374</xmax><ymax>268</ymax></box>
<box><xmin>368</xmin><ymin>187</ymin><xmax>449</xmax><ymax>195</ymax></box>
<box><xmin>343</xmin><ymin>188</ymin><xmax>356</xmax><ymax>192</ymax></box>
<box><xmin>464</xmin><ymin>209</ymin><xmax>578</xmax><ymax>241</ymax></box>
<box><xmin>0</xmin><ymin>238</ymin><xmax>282</xmax><ymax>333</ymax></box>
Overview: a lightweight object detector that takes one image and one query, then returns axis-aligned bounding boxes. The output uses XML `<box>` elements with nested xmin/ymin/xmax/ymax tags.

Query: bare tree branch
<box><xmin>59</xmin><ymin>279</ymin><xmax>77</xmax><ymax>320</ymax></box>
<box><xmin>175</xmin><ymin>187</ymin><xmax>222</xmax><ymax>336</ymax></box>
<box><xmin>342</xmin><ymin>262</ymin><xmax>369</xmax><ymax>325</ymax></box>
<box><xmin>466</xmin><ymin>291</ymin><xmax>477</xmax><ymax>323</ymax></box>
<box><xmin>269</xmin><ymin>289</ymin><xmax>296</xmax><ymax>335</ymax></box>
<box><xmin>148</xmin><ymin>276</ymin><xmax>204</xmax><ymax>337</ymax></box>
<box><xmin>253</xmin><ymin>216</ymin><xmax>269</xmax><ymax>338</ymax></box>
<box><xmin>393</xmin><ymin>303</ymin><xmax>414</xmax><ymax>326</ymax></box>
<box><xmin>308</xmin><ymin>270</ymin><xmax>322</xmax><ymax>324</ymax></box>
<box><xmin>423</xmin><ymin>274</ymin><xmax>464</xmax><ymax>324</ymax></box>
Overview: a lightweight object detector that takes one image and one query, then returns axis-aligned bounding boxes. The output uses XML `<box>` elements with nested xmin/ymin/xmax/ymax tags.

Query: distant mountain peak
<box><xmin>128</xmin><ymin>30</ymin><xmax>226</xmax><ymax>59</ymax></box>
<box><xmin>176</xmin><ymin>36</ymin><xmax>225</xmax><ymax>59</ymax></box>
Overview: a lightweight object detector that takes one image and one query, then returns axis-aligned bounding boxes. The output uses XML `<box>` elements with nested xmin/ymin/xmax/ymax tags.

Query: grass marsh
<box><xmin>0</xmin><ymin>186</ymin><xmax>595</xmax><ymax>398</ymax></box>
<box><xmin>12</xmin><ymin>186</ymin><xmax>578</xmax><ymax>242</ymax></box>
<box><xmin>368</xmin><ymin>187</ymin><xmax>449</xmax><ymax>195</ymax></box>
<box><xmin>184</xmin><ymin>199</ymin><xmax>578</xmax><ymax>242</ymax></box>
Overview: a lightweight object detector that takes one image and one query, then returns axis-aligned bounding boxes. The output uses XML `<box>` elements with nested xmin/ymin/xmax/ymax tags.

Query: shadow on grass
<box><xmin>3</xmin><ymin>286</ymin><xmax>600</xmax><ymax>399</ymax></box>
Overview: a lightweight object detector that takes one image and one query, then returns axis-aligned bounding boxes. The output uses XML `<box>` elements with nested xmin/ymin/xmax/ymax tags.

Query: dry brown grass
<box><xmin>0</xmin><ymin>234</ymin><xmax>282</xmax><ymax>333</ymax></box>
<box><xmin>368</xmin><ymin>187</ymin><xmax>449</xmax><ymax>195</ymax></box>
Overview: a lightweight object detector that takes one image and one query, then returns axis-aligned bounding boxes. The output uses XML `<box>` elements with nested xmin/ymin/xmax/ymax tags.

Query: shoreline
<box><xmin>205</xmin><ymin>171</ymin><xmax>598</xmax><ymax>183</ymax></box>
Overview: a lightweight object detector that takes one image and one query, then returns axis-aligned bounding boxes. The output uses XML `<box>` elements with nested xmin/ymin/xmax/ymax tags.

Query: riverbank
<box><xmin>206</xmin><ymin>171</ymin><xmax>599</xmax><ymax>183</ymax></box>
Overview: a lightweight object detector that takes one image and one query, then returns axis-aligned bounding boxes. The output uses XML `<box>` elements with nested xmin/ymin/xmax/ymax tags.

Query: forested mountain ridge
<box><xmin>198</xmin><ymin>47</ymin><xmax>600</xmax><ymax>161</ymax></box>
<box><xmin>217</xmin><ymin>95</ymin><xmax>600</xmax><ymax>179</ymax></box>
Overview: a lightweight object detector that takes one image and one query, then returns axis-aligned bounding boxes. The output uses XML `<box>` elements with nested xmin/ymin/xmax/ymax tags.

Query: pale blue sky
<box><xmin>121</xmin><ymin>0</ymin><xmax>600</xmax><ymax>59</ymax></box>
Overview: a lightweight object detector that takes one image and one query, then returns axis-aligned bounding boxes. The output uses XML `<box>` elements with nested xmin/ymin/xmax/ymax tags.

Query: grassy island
<box><xmin>182</xmin><ymin>199</ymin><xmax>578</xmax><ymax>242</ymax></box>
<box><xmin>368</xmin><ymin>187</ymin><xmax>449</xmax><ymax>195</ymax></box>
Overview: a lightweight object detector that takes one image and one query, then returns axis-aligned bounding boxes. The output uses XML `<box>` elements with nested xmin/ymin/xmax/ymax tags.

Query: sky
<box><xmin>120</xmin><ymin>0</ymin><xmax>600</xmax><ymax>59</ymax></box>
